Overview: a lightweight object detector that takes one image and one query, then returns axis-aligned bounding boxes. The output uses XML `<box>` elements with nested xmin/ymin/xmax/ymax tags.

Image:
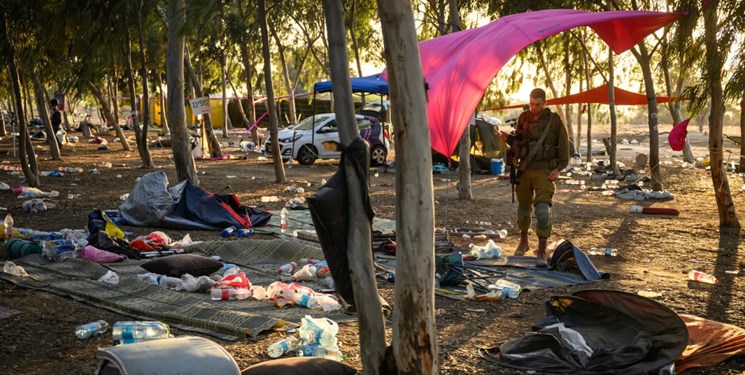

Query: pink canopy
<box><xmin>405</xmin><ymin>10</ymin><xmax>681</xmax><ymax>157</ymax></box>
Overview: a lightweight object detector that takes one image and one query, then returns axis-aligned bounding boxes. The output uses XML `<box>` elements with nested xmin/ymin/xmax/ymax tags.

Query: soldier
<box><xmin>500</xmin><ymin>88</ymin><xmax>569</xmax><ymax>267</ymax></box>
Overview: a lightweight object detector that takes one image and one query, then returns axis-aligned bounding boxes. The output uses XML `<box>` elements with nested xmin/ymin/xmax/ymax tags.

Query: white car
<box><xmin>264</xmin><ymin>113</ymin><xmax>390</xmax><ymax>166</ymax></box>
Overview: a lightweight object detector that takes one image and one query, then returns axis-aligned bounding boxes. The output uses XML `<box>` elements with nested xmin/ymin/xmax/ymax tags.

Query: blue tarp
<box><xmin>313</xmin><ymin>74</ymin><xmax>388</xmax><ymax>95</ymax></box>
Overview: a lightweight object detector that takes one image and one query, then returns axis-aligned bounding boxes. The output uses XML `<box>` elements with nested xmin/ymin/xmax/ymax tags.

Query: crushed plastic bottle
<box><xmin>260</xmin><ymin>196</ymin><xmax>279</xmax><ymax>203</ymax></box>
<box><xmin>688</xmin><ymin>270</ymin><xmax>718</xmax><ymax>284</ymax></box>
<box><xmin>210</xmin><ymin>287</ymin><xmax>250</xmax><ymax>300</ymax></box>
<box><xmin>488</xmin><ymin>279</ymin><xmax>522</xmax><ymax>299</ymax></box>
<box><xmin>468</xmin><ymin>239</ymin><xmax>503</xmax><ymax>259</ymax></box>
<box><xmin>4</xmin><ymin>214</ymin><xmax>13</xmax><ymax>240</ymax></box>
<box><xmin>280</xmin><ymin>208</ymin><xmax>288</xmax><ymax>233</ymax></box>
<box><xmin>75</xmin><ymin>320</ymin><xmax>109</xmax><ymax>339</ymax></box>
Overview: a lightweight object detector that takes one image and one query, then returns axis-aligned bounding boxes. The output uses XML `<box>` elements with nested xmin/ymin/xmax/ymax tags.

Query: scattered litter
<box><xmin>465</xmin><ymin>308</ymin><xmax>486</xmax><ymax>313</ymax></box>
<box><xmin>284</xmin><ymin>186</ymin><xmax>305</xmax><ymax>194</ymax></box>
<box><xmin>116</xmin><ymin>174</ymin><xmax>122</xmax><ymax>178</ymax></box>
<box><xmin>22</xmin><ymin>199</ymin><xmax>55</xmax><ymax>213</ymax></box>
<box><xmin>0</xmin><ymin>183</ymin><xmax>9</xmax><ymax>191</ymax></box>
<box><xmin>98</xmin><ymin>270</ymin><xmax>121</xmax><ymax>285</ymax></box>
<box><xmin>260</xmin><ymin>196</ymin><xmax>279</xmax><ymax>203</ymax></box>
<box><xmin>119</xmin><ymin>193</ymin><xmax>130</xmax><ymax>201</ymax></box>
<box><xmin>689</xmin><ymin>270</ymin><xmax>718</xmax><ymax>284</ymax></box>
<box><xmin>2</xmin><ymin>261</ymin><xmax>29</xmax><ymax>277</ymax></box>
<box><xmin>226</xmin><ymin>175</ymin><xmax>237</xmax><ymax>179</ymax></box>
<box><xmin>67</xmin><ymin>194</ymin><xmax>80</xmax><ymax>200</ymax></box>
<box><xmin>630</xmin><ymin>205</ymin><xmax>680</xmax><ymax>216</ymax></box>
<box><xmin>637</xmin><ymin>290</ymin><xmax>662</xmax><ymax>298</ymax></box>
<box><xmin>469</xmin><ymin>240</ymin><xmax>503</xmax><ymax>259</ymax></box>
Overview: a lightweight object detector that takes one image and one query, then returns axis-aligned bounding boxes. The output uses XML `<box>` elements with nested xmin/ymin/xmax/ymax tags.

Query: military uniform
<box><xmin>507</xmin><ymin>108</ymin><xmax>569</xmax><ymax>262</ymax></box>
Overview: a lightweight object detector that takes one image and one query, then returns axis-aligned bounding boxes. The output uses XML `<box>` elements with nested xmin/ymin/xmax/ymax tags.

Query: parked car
<box><xmin>356</xmin><ymin>100</ymin><xmax>390</xmax><ymax>123</ymax></box>
<box><xmin>264</xmin><ymin>113</ymin><xmax>390</xmax><ymax>166</ymax></box>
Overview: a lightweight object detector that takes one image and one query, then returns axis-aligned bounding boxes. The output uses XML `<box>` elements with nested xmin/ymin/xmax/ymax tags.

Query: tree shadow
<box><xmin>705</xmin><ymin>227</ymin><xmax>742</xmax><ymax>323</ymax></box>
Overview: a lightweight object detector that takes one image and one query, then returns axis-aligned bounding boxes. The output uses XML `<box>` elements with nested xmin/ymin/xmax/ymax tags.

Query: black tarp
<box><xmin>497</xmin><ymin>290</ymin><xmax>688</xmax><ymax>374</ymax></box>
<box><xmin>307</xmin><ymin>138</ymin><xmax>373</xmax><ymax>306</ymax></box>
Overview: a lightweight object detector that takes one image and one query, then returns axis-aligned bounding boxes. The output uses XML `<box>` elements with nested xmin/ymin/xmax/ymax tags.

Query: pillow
<box><xmin>141</xmin><ymin>254</ymin><xmax>223</xmax><ymax>277</ymax></box>
<box><xmin>242</xmin><ymin>357</ymin><xmax>357</xmax><ymax>375</ymax></box>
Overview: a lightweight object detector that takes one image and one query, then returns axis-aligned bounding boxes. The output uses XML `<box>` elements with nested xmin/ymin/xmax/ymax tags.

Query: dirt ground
<box><xmin>1</xmin><ymin>123</ymin><xmax>745</xmax><ymax>375</ymax></box>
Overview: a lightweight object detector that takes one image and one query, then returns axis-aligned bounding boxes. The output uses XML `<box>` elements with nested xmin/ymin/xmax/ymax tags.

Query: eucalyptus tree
<box><xmin>0</xmin><ymin>2</ymin><xmax>40</xmax><ymax>187</ymax></box>
<box><xmin>684</xmin><ymin>0</ymin><xmax>742</xmax><ymax>227</ymax></box>
<box><xmin>259</xmin><ymin>0</ymin><xmax>285</xmax><ymax>183</ymax></box>
<box><xmin>226</xmin><ymin>0</ymin><xmax>260</xmax><ymax>144</ymax></box>
<box><xmin>167</xmin><ymin>0</ymin><xmax>199</xmax><ymax>184</ymax></box>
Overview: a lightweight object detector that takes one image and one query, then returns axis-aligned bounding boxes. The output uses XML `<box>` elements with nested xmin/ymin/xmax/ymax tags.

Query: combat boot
<box><xmin>536</xmin><ymin>237</ymin><xmax>548</xmax><ymax>268</ymax></box>
<box><xmin>514</xmin><ymin>231</ymin><xmax>529</xmax><ymax>256</ymax></box>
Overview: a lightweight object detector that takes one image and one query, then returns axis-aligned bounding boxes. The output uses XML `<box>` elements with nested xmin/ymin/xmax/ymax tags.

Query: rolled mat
<box><xmin>630</xmin><ymin>205</ymin><xmax>680</xmax><ymax>216</ymax></box>
<box><xmin>4</xmin><ymin>239</ymin><xmax>42</xmax><ymax>259</ymax></box>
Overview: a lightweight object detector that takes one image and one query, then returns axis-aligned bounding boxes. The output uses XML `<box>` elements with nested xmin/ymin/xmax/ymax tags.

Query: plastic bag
<box><xmin>3</xmin><ymin>261</ymin><xmax>29</xmax><ymax>277</ymax></box>
<box><xmin>97</xmin><ymin>270</ymin><xmax>121</xmax><ymax>285</ymax></box>
<box><xmin>216</xmin><ymin>272</ymin><xmax>251</xmax><ymax>289</ymax></box>
<box><xmin>181</xmin><ymin>273</ymin><xmax>216</xmax><ymax>293</ymax></box>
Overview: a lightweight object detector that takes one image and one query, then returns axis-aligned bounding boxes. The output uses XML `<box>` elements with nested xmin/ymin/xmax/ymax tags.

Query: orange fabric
<box><xmin>676</xmin><ymin>314</ymin><xmax>745</xmax><ymax>373</ymax></box>
<box><xmin>487</xmin><ymin>84</ymin><xmax>681</xmax><ymax>111</ymax></box>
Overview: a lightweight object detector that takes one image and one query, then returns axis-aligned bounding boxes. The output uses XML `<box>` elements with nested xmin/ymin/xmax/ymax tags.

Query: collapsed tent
<box><xmin>392</xmin><ymin>9</ymin><xmax>681</xmax><ymax>158</ymax></box>
<box><xmin>487</xmin><ymin>84</ymin><xmax>680</xmax><ymax>111</ymax></box>
<box><xmin>119</xmin><ymin>171</ymin><xmax>271</xmax><ymax>231</ymax></box>
<box><xmin>498</xmin><ymin>290</ymin><xmax>688</xmax><ymax>374</ymax></box>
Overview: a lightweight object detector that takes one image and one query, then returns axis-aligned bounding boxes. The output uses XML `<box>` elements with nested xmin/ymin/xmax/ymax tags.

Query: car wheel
<box><xmin>370</xmin><ymin>144</ymin><xmax>387</xmax><ymax>166</ymax></box>
<box><xmin>297</xmin><ymin>145</ymin><xmax>317</xmax><ymax>165</ymax></box>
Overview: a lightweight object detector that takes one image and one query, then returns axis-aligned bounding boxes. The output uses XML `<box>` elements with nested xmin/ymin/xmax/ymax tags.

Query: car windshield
<box><xmin>292</xmin><ymin>115</ymin><xmax>332</xmax><ymax>131</ymax></box>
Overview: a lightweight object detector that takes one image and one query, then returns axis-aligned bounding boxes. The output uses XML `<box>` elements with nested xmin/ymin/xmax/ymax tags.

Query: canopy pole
<box><xmin>312</xmin><ymin>90</ymin><xmax>316</xmax><ymax>152</ymax></box>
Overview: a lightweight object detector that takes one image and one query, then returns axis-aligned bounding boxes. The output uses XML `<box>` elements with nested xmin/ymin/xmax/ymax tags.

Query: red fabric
<box><xmin>641</xmin><ymin>207</ymin><xmax>680</xmax><ymax>216</ymax></box>
<box><xmin>668</xmin><ymin>118</ymin><xmax>690</xmax><ymax>151</ymax></box>
<box><xmin>216</xmin><ymin>272</ymin><xmax>251</xmax><ymax>289</ymax></box>
<box><xmin>487</xmin><ymin>84</ymin><xmax>680</xmax><ymax>111</ymax></box>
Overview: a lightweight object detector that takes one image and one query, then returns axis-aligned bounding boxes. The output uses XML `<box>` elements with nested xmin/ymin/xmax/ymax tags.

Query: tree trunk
<box><xmin>322</xmin><ymin>2</ymin><xmax>387</xmax><ymax>373</ymax></box>
<box><xmin>347</xmin><ymin>0</ymin><xmax>365</xmax><ymax>105</ymax></box>
<box><xmin>259</xmin><ymin>0</ymin><xmax>285</xmax><ymax>183</ymax></box>
<box><xmin>110</xmin><ymin>70</ymin><xmax>120</xmax><ymax>127</ymax></box>
<box><xmin>576</xmin><ymin>49</ymin><xmax>584</xmax><ymax>152</ymax></box>
<box><xmin>239</xmin><ymin>43</ymin><xmax>259</xmax><ymax>145</ymax></box>
<box><xmin>236</xmin><ymin>0</ymin><xmax>259</xmax><ymax>145</ymax></box>
<box><xmin>184</xmin><ymin>46</ymin><xmax>223</xmax><ymax>157</ymax></box>
<box><xmin>159</xmin><ymin>73</ymin><xmax>171</xmax><ymax>135</ymax></box>
<box><xmin>123</xmin><ymin>21</ymin><xmax>154</xmax><ymax>168</ymax></box>
<box><xmin>703</xmin><ymin>2</ymin><xmax>739</xmax><ymax>227</ymax></box>
<box><xmin>31</xmin><ymin>71</ymin><xmax>61</xmax><ymax>160</ymax></box>
<box><xmin>738</xmin><ymin>97</ymin><xmax>745</xmax><ymax>173</ymax></box>
<box><xmin>661</xmin><ymin>41</ymin><xmax>694</xmax><ymax>163</ymax></box>
<box><xmin>564</xmin><ymin>34</ymin><xmax>574</xmax><ymax>154</ymax></box>
<box><xmin>167</xmin><ymin>0</ymin><xmax>199</xmax><ymax>184</ymax></box>
<box><xmin>447</xmin><ymin>0</ymin><xmax>470</xmax><ymax>200</ymax></box>
<box><xmin>0</xmin><ymin>107</ymin><xmax>5</xmax><ymax>137</ymax></box>
<box><xmin>221</xmin><ymin>53</ymin><xmax>229</xmax><ymax>138</ymax></box>
<box><xmin>136</xmin><ymin>7</ymin><xmax>151</xmax><ymax>149</ymax></box>
<box><xmin>634</xmin><ymin>43</ymin><xmax>663</xmax><ymax>191</ymax></box>
<box><xmin>585</xmin><ymin>56</ymin><xmax>593</xmax><ymax>162</ymax></box>
<box><xmin>377</xmin><ymin>0</ymin><xmax>439</xmax><ymax>373</ymax></box>
<box><xmin>536</xmin><ymin>44</ymin><xmax>572</xmax><ymax>147</ymax></box>
<box><xmin>269</xmin><ymin>24</ymin><xmax>298</xmax><ymax>125</ymax></box>
<box><xmin>23</xmin><ymin>77</ymin><xmax>33</xmax><ymax>122</ymax></box>
<box><xmin>1</xmin><ymin>13</ymin><xmax>40</xmax><ymax>187</ymax></box>
<box><xmin>608</xmin><ymin>48</ymin><xmax>620</xmax><ymax>176</ymax></box>
<box><xmin>88</xmin><ymin>81</ymin><xmax>131</xmax><ymax>151</ymax></box>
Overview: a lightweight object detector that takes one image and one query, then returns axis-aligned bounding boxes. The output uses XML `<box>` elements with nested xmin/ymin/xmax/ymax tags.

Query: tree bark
<box><xmin>633</xmin><ymin>43</ymin><xmax>663</xmax><ymax>191</ymax></box>
<box><xmin>1</xmin><ymin>13</ymin><xmax>40</xmax><ymax>187</ymax></box>
<box><xmin>703</xmin><ymin>2</ymin><xmax>739</xmax><ymax>227</ymax></box>
<box><xmin>564</xmin><ymin>34</ymin><xmax>574</xmax><ymax>154</ymax></box>
<box><xmin>110</xmin><ymin>68</ymin><xmax>120</xmax><ymax>127</ymax></box>
<box><xmin>222</xmin><ymin>50</ymin><xmax>230</xmax><ymax>138</ymax></box>
<box><xmin>740</xmin><ymin>98</ymin><xmax>744</xmax><ymax>173</ymax></box>
<box><xmin>259</xmin><ymin>0</ymin><xmax>285</xmax><ymax>183</ymax></box>
<box><xmin>159</xmin><ymin>73</ymin><xmax>171</xmax><ymax>134</ymax></box>
<box><xmin>31</xmin><ymin>71</ymin><xmax>61</xmax><ymax>160</ymax></box>
<box><xmin>123</xmin><ymin>20</ymin><xmax>154</xmax><ymax>168</ymax></box>
<box><xmin>576</xmin><ymin>49</ymin><xmax>583</xmax><ymax>152</ymax></box>
<box><xmin>184</xmin><ymin>46</ymin><xmax>223</xmax><ymax>157</ymax></box>
<box><xmin>322</xmin><ymin>1</ymin><xmax>387</xmax><ymax>373</ymax></box>
<box><xmin>608</xmin><ymin>48</ymin><xmax>620</xmax><ymax>176</ymax></box>
<box><xmin>447</xmin><ymin>0</ymin><xmax>470</xmax><ymax>200</ymax></box>
<box><xmin>585</xmin><ymin>55</ymin><xmax>593</xmax><ymax>163</ymax></box>
<box><xmin>167</xmin><ymin>0</ymin><xmax>199</xmax><ymax>184</ymax></box>
<box><xmin>88</xmin><ymin>81</ymin><xmax>131</xmax><ymax>151</ymax></box>
<box><xmin>236</xmin><ymin>0</ymin><xmax>259</xmax><ymax>145</ymax></box>
<box><xmin>269</xmin><ymin>24</ymin><xmax>297</xmax><ymax>125</ymax></box>
<box><xmin>661</xmin><ymin>41</ymin><xmax>694</xmax><ymax>163</ymax></box>
<box><xmin>377</xmin><ymin>0</ymin><xmax>439</xmax><ymax>373</ymax></box>
<box><xmin>136</xmin><ymin>4</ymin><xmax>151</xmax><ymax>145</ymax></box>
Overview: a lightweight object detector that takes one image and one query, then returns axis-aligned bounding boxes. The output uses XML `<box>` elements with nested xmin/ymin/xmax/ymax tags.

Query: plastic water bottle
<box><xmin>4</xmin><ymin>214</ymin><xmax>13</xmax><ymax>240</ymax></box>
<box><xmin>297</xmin><ymin>344</ymin><xmax>317</xmax><ymax>357</ymax></box>
<box><xmin>587</xmin><ymin>247</ymin><xmax>618</xmax><ymax>256</ymax></box>
<box><xmin>688</xmin><ymin>270</ymin><xmax>719</xmax><ymax>284</ymax></box>
<box><xmin>112</xmin><ymin>321</ymin><xmax>170</xmax><ymax>345</ymax></box>
<box><xmin>236</xmin><ymin>228</ymin><xmax>254</xmax><ymax>237</ymax></box>
<box><xmin>41</xmin><ymin>239</ymin><xmax>77</xmax><ymax>261</ymax></box>
<box><xmin>280</xmin><ymin>208</ymin><xmax>288</xmax><ymax>233</ymax></box>
<box><xmin>75</xmin><ymin>320</ymin><xmax>109</xmax><ymax>339</ymax></box>
<box><xmin>210</xmin><ymin>287</ymin><xmax>250</xmax><ymax>300</ymax></box>
<box><xmin>489</xmin><ymin>279</ymin><xmax>522</xmax><ymax>299</ymax></box>
<box><xmin>267</xmin><ymin>337</ymin><xmax>298</xmax><ymax>358</ymax></box>
<box><xmin>278</xmin><ymin>262</ymin><xmax>297</xmax><ymax>274</ymax></box>
<box><xmin>288</xmin><ymin>158</ymin><xmax>294</xmax><ymax>169</ymax></box>
<box><xmin>221</xmin><ymin>226</ymin><xmax>236</xmax><ymax>237</ymax></box>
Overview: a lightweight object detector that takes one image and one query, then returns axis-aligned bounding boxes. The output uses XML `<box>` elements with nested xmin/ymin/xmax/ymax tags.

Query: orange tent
<box><xmin>486</xmin><ymin>84</ymin><xmax>680</xmax><ymax>111</ymax></box>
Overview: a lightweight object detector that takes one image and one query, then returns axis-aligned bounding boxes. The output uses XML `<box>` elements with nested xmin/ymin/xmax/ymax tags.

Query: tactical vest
<box><xmin>513</xmin><ymin>109</ymin><xmax>559</xmax><ymax>170</ymax></box>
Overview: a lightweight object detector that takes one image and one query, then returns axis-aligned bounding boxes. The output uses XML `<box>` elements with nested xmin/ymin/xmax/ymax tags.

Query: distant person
<box><xmin>500</xmin><ymin>88</ymin><xmax>569</xmax><ymax>267</ymax></box>
<box><xmin>50</xmin><ymin>99</ymin><xmax>62</xmax><ymax>148</ymax></box>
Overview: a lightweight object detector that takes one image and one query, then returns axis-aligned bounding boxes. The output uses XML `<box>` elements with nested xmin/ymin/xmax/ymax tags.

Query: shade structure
<box><xmin>391</xmin><ymin>9</ymin><xmax>682</xmax><ymax>157</ymax></box>
<box><xmin>313</xmin><ymin>74</ymin><xmax>388</xmax><ymax>95</ymax></box>
<box><xmin>487</xmin><ymin>84</ymin><xmax>680</xmax><ymax>111</ymax></box>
